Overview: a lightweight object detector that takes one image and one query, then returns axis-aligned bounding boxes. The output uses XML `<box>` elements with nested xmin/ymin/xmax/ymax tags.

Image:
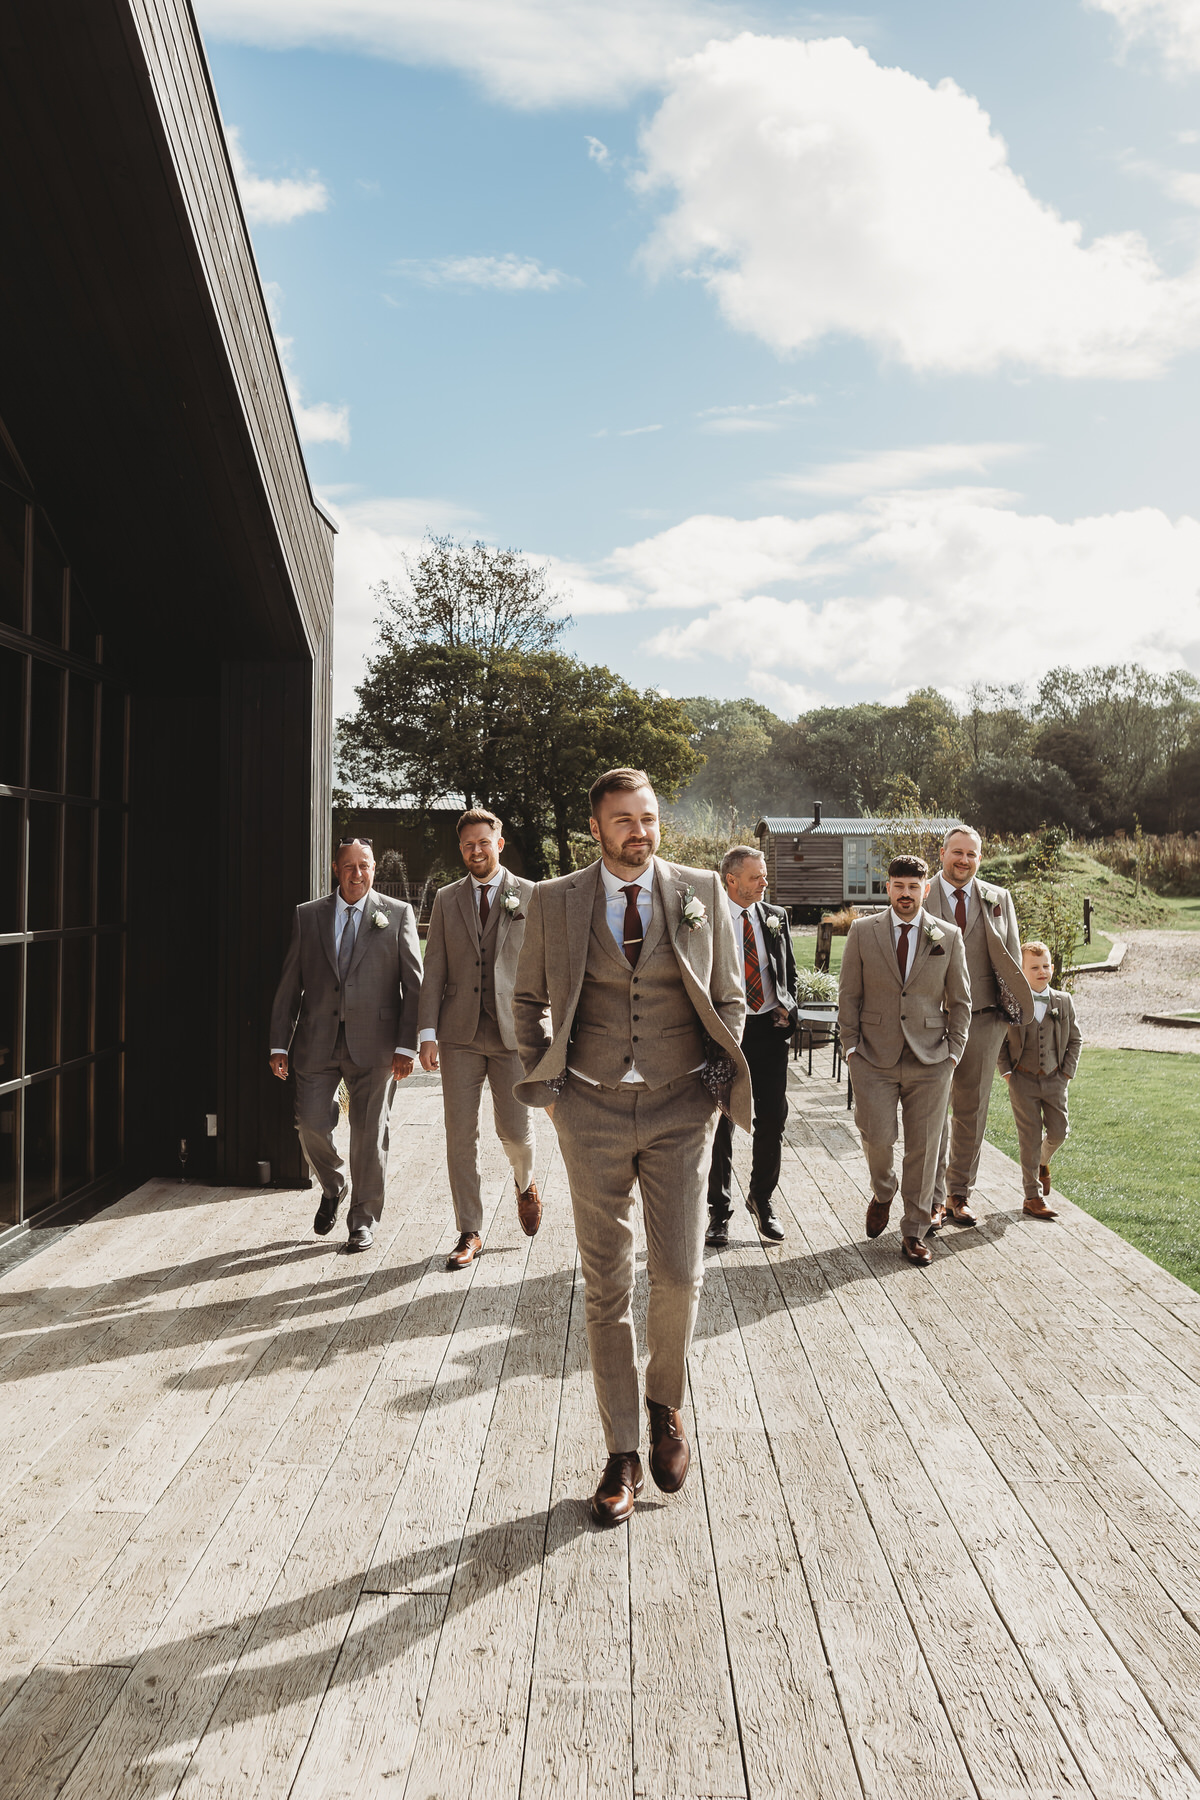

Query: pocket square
<box><xmin>930</xmin><ymin>944</ymin><xmax>945</xmax><ymax>956</ymax></box>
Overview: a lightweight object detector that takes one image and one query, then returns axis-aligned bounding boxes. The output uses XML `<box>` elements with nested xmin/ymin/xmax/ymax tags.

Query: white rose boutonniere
<box><xmin>924</xmin><ymin>922</ymin><xmax>945</xmax><ymax>944</ymax></box>
<box><xmin>978</xmin><ymin>880</ymin><xmax>1005</xmax><ymax>919</ymax></box>
<box><xmin>372</xmin><ymin>910</ymin><xmax>389</xmax><ymax>930</ymax></box>
<box><xmin>764</xmin><ymin>913</ymin><xmax>783</xmax><ymax>938</ymax></box>
<box><xmin>502</xmin><ymin>888</ymin><xmax>522</xmax><ymax>915</ymax></box>
<box><xmin>680</xmin><ymin>886</ymin><xmax>707</xmax><ymax>930</ymax></box>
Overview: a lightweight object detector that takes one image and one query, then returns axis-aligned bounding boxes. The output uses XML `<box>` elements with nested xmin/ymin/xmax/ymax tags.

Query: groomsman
<box><xmin>927</xmin><ymin>826</ymin><xmax>1032</xmax><ymax>1228</ymax></box>
<box><xmin>419</xmin><ymin>809</ymin><xmax>539</xmax><ymax>1268</ymax></box>
<box><xmin>706</xmin><ymin>845</ymin><xmax>798</xmax><ymax>1248</ymax></box>
<box><xmin>270</xmin><ymin>837</ymin><xmax>422</xmax><ymax>1252</ymax></box>
<box><xmin>838</xmin><ymin>855</ymin><xmax>971</xmax><ymax>1265</ymax></box>
<box><xmin>513</xmin><ymin>769</ymin><xmax>750</xmax><ymax>1525</ymax></box>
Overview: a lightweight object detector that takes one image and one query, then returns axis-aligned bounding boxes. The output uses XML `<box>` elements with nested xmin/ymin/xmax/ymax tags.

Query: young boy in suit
<box><xmin>998</xmin><ymin>941</ymin><xmax>1082</xmax><ymax>1220</ymax></box>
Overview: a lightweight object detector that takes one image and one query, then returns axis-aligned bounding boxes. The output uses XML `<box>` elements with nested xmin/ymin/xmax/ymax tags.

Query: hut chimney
<box><xmin>813</xmin><ymin>801</ymin><xmax>822</xmax><ymax>826</ymax></box>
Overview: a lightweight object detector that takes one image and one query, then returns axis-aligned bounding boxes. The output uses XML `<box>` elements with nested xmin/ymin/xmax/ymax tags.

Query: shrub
<box><xmin>796</xmin><ymin>969</ymin><xmax>840</xmax><ymax>1004</ymax></box>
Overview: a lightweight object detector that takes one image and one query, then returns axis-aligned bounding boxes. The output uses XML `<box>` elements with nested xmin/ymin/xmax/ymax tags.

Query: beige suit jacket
<box><xmin>417</xmin><ymin>871</ymin><xmax>534</xmax><ymax>1051</ymax></box>
<box><xmin>838</xmin><ymin>907</ymin><xmax>972</xmax><ymax>1067</ymax></box>
<box><xmin>925</xmin><ymin>877</ymin><xmax>1033</xmax><ymax>1024</ymax></box>
<box><xmin>512</xmin><ymin>857</ymin><xmax>752</xmax><ymax>1129</ymax></box>
<box><xmin>997</xmin><ymin>988</ymin><xmax>1082</xmax><ymax>1079</ymax></box>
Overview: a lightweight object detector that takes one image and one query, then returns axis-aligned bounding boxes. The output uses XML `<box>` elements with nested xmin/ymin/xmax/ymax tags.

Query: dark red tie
<box><xmin>896</xmin><ymin>922</ymin><xmax>911</xmax><ymax>980</ymax></box>
<box><xmin>953</xmin><ymin>886</ymin><xmax>967</xmax><ymax>932</ymax></box>
<box><xmin>478</xmin><ymin>884</ymin><xmax>490</xmax><ymax>930</ymax></box>
<box><xmin>621</xmin><ymin>884</ymin><xmax>643</xmax><ymax>966</ymax></box>
<box><xmin>743</xmin><ymin>910</ymin><xmax>764</xmax><ymax>1012</ymax></box>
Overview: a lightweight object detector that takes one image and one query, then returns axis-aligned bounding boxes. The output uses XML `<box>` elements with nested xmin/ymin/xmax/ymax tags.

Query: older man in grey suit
<box><xmin>927</xmin><ymin>825</ymin><xmax>1033</xmax><ymax>1229</ymax></box>
<box><xmin>418</xmin><ymin>807</ymin><xmax>539</xmax><ymax>1269</ymax></box>
<box><xmin>270</xmin><ymin>837</ymin><xmax>423</xmax><ymax>1252</ymax></box>
<box><xmin>838</xmin><ymin>854</ymin><xmax>971</xmax><ymax>1266</ymax></box>
<box><xmin>514</xmin><ymin>768</ymin><xmax>749</xmax><ymax>1526</ymax></box>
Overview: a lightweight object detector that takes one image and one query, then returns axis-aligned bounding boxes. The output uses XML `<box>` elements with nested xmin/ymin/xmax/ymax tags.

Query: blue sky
<box><xmin>197</xmin><ymin>0</ymin><xmax>1200</xmax><ymax>716</ymax></box>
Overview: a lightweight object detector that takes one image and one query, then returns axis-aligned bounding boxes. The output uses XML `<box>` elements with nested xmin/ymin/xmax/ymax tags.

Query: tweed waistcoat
<box><xmin>569</xmin><ymin>878</ymin><xmax>704</xmax><ymax>1088</ymax></box>
<box><xmin>1013</xmin><ymin>1013</ymin><xmax>1063</xmax><ymax>1075</ymax></box>
<box><xmin>478</xmin><ymin>896</ymin><xmax>500</xmax><ymax>1023</ymax></box>
<box><xmin>962</xmin><ymin>906</ymin><xmax>998</xmax><ymax>1009</ymax></box>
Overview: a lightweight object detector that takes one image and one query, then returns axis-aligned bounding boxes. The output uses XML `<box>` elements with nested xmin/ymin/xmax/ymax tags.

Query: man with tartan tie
<box><xmin>706</xmin><ymin>845</ymin><xmax>799</xmax><ymax>1247</ymax></box>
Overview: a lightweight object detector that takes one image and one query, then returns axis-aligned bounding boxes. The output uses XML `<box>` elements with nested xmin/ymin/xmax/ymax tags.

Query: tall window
<box><xmin>0</xmin><ymin>468</ymin><xmax>127</xmax><ymax>1226</ymax></box>
<box><xmin>843</xmin><ymin>837</ymin><xmax>886</xmax><ymax>900</ymax></box>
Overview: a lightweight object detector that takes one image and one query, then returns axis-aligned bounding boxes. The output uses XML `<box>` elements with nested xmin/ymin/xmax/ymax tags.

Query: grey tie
<box><xmin>338</xmin><ymin>904</ymin><xmax>359</xmax><ymax>1003</ymax></box>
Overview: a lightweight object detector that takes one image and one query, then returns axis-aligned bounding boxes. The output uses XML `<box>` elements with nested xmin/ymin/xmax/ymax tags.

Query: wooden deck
<box><xmin>4</xmin><ymin>1066</ymin><xmax>1200</xmax><ymax>1800</ymax></box>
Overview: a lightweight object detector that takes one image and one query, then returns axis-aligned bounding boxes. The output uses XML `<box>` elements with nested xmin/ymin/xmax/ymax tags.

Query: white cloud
<box><xmin>1087</xmin><ymin>0</ymin><xmax>1200</xmax><ymax>70</ymax></box>
<box><xmin>394</xmin><ymin>254</ymin><xmax>577</xmax><ymax>291</ymax></box>
<box><xmin>697</xmin><ymin>392</ymin><xmax>817</xmax><ymax>432</ymax></box>
<box><xmin>781</xmin><ymin>441</ymin><xmax>1027</xmax><ymax>495</ymax></box>
<box><xmin>196</xmin><ymin>0</ymin><xmax>738</xmax><ymax>108</ymax></box>
<box><xmin>227</xmin><ymin>126</ymin><xmax>329</xmax><ymax>225</ymax></box>
<box><xmin>263</xmin><ymin>284</ymin><xmax>351</xmax><ymax>447</ymax></box>
<box><xmin>609</xmin><ymin>493</ymin><xmax>1200</xmax><ymax>694</ymax></box>
<box><xmin>638</xmin><ymin>34</ymin><xmax>1200</xmax><ymax>378</ymax></box>
<box><xmin>618</xmin><ymin>423</ymin><xmax>663</xmax><ymax>436</ymax></box>
<box><xmin>586</xmin><ymin>136</ymin><xmax>613</xmax><ymax>168</ymax></box>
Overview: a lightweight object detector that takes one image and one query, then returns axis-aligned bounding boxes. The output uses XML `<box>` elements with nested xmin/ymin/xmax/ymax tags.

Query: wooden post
<box><xmin>1083</xmin><ymin>896</ymin><xmax>1092</xmax><ymax>945</ymax></box>
<box><xmin>815</xmin><ymin>920</ymin><xmax>834</xmax><ymax>973</ymax></box>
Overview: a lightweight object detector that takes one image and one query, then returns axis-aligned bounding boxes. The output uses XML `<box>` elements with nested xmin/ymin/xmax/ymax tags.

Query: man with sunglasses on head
<box><xmin>270</xmin><ymin>836</ymin><xmax>423</xmax><ymax>1251</ymax></box>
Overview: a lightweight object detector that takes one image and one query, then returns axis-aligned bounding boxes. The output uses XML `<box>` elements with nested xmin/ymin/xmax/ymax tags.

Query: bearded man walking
<box><xmin>927</xmin><ymin>826</ymin><xmax>1033</xmax><ymax>1228</ymax></box>
<box><xmin>513</xmin><ymin>769</ymin><xmax>749</xmax><ymax>1526</ymax></box>
<box><xmin>418</xmin><ymin>808</ymin><xmax>539</xmax><ymax>1268</ymax></box>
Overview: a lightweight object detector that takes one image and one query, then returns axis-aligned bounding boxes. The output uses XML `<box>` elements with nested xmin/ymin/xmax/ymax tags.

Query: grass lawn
<box><xmin>984</xmin><ymin>1047</ymin><xmax>1200</xmax><ymax>1294</ymax></box>
<box><xmin>792</xmin><ymin>932</ymin><xmax>846</xmax><ymax>977</ymax></box>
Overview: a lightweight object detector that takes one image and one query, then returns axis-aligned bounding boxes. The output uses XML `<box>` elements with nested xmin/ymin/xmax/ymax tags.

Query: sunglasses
<box><xmin>336</xmin><ymin>837</ymin><xmax>373</xmax><ymax>849</ymax></box>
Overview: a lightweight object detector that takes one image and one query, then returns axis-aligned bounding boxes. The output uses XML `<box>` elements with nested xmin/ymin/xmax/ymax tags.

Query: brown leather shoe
<box><xmin>646</xmin><ymin>1399</ymin><xmax>690</xmax><ymax>1493</ymax></box>
<box><xmin>901</xmin><ymin>1235</ymin><xmax>932</xmax><ymax>1266</ymax></box>
<box><xmin>928</xmin><ymin>1202</ymin><xmax>947</xmax><ymax>1232</ymax></box>
<box><xmin>865</xmin><ymin>1197</ymin><xmax>891</xmax><ymax>1239</ymax></box>
<box><xmin>947</xmin><ymin>1194</ymin><xmax>978</xmax><ymax>1227</ymax></box>
<box><xmin>446</xmin><ymin>1231</ymin><xmax>482</xmax><ymax>1269</ymax></box>
<box><xmin>516</xmin><ymin>1178</ymin><xmax>541</xmax><ymax>1237</ymax></box>
<box><xmin>591</xmin><ymin>1452</ymin><xmax>643</xmax><ymax>1525</ymax></box>
<box><xmin>1023</xmin><ymin>1196</ymin><xmax>1059</xmax><ymax>1220</ymax></box>
<box><xmin>1039</xmin><ymin>1164</ymin><xmax>1052</xmax><ymax>1197</ymax></box>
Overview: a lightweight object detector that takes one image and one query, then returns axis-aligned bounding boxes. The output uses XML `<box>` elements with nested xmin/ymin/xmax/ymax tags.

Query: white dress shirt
<box><xmin>727</xmin><ymin>897</ymin><xmax>779</xmax><ymax>1015</ymax></box>
<box><xmin>418</xmin><ymin>868</ymin><xmax>505</xmax><ymax>1044</ymax></box>
<box><xmin>938</xmin><ymin>872</ymin><xmax>975</xmax><ymax>924</ymax></box>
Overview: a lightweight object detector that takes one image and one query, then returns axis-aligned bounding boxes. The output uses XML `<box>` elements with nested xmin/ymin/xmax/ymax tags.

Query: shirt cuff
<box><xmin>418</xmin><ymin>1028</ymin><xmax>437</xmax><ymax>1044</ymax></box>
<box><xmin>394</xmin><ymin>1047</ymin><xmax>417</xmax><ymax>1060</ymax></box>
<box><xmin>269</xmin><ymin>1048</ymin><xmax>288</xmax><ymax>1056</ymax></box>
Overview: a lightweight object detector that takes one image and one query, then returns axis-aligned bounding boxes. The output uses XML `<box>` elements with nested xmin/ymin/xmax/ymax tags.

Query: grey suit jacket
<box><xmin>838</xmin><ymin>907</ymin><xmax>972</xmax><ymax>1067</ymax></box>
<box><xmin>997</xmin><ymin>988</ymin><xmax>1082</xmax><ymax>1079</ymax></box>
<box><xmin>512</xmin><ymin>857</ymin><xmax>752</xmax><ymax>1129</ymax></box>
<box><xmin>417</xmin><ymin>870</ymin><xmax>535</xmax><ymax>1050</ymax></box>
<box><xmin>925</xmin><ymin>877</ymin><xmax>1033</xmax><ymax>1025</ymax></box>
<box><xmin>270</xmin><ymin>888</ymin><xmax>423</xmax><ymax>1072</ymax></box>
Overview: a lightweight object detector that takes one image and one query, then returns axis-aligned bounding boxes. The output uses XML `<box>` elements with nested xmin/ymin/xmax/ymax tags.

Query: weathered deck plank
<box><xmin>1</xmin><ymin>1065</ymin><xmax>1199</xmax><ymax>1798</ymax></box>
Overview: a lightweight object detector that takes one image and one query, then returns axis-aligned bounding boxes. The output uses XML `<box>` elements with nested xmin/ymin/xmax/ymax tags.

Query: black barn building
<box><xmin>0</xmin><ymin>0</ymin><xmax>335</xmax><ymax>1232</ymax></box>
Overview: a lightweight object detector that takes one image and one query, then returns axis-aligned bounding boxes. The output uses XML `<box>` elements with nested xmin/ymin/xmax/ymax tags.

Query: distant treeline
<box><xmin>676</xmin><ymin>665</ymin><xmax>1200</xmax><ymax>837</ymax></box>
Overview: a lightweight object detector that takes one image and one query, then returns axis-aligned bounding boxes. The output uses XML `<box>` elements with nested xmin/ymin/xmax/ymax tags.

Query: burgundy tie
<box><xmin>478</xmin><ymin>883</ymin><xmax>490</xmax><ymax>930</ymax></box>
<box><xmin>953</xmin><ymin>886</ymin><xmax>967</xmax><ymax>932</ymax></box>
<box><xmin>621</xmin><ymin>885</ymin><xmax>643</xmax><ymax>966</ymax></box>
<box><xmin>896</xmin><ymin>922</ymin><xmax>911</xmax><ymax>980</ymax></box>
<box><xmin>743</xmin><ymin>911</ymin><xmax>764</xmax><ymax>1012</ymax></box>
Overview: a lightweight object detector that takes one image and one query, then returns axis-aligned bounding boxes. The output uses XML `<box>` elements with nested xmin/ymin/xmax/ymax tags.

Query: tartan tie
<box><xmin>621</xmin><ymin>885</ymin><xmax>643</xmax><ymax>966</ymax></box>
<box><xmin>478</xmin><ymin>883</ymin><xmax>490</xmax><ymax>930</ymax></box>
<box><xmin>896</xmin><ymin>922</ymin><xmax>911</xmax><ymax>980</ymax></box>
<box><xmin>743</xmin><ymin>910</ymin><xmax>764</xmax><ymax>1012</ymax></box>
<box><xmin>953</xmin><ymin>886</ymin><xmax>968</xmax><ymax>931</ymax></box>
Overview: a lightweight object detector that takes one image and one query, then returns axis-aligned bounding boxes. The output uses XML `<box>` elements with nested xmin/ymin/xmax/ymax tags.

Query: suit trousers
<box><xmin>933</xmin><ymin>1010</ymin><xmax>1010</xmax><ymax>1208</ymax></box>
<box><xmin>850</xmin><ymin>1047</ymin><xmax>954</xmax><ymax>1240</ymax></box>
<box><xmin>293</xmin><ymin>1025</ymin><xmax>395</xmax><ymax>1230</ymax></box>
<box><xmin>707</xmin><ymin>1012</ymin><xmax>790</xmax><ymax>1219</ymax></box>
<box><xmin>1007</xmin><ymin>1070</ymin><xmax>1070</xmax><ymax>1199</ymax></box>
<box><xmin>439</xmin><ymin>1014</ymin><xmax>536</xmax><ymax>1235</ymax></box>
<box><xmin>553</xmin><ymin>1071</ymin><xmax>718</xmax><ymax>1454</ymax></box>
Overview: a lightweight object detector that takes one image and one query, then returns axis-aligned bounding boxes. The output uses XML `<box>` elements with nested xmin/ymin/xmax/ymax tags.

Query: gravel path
<box><xmin>1071</xmin><ymin>930</ymin><xmax>1200</xmax><ymax>1053</ymax></box>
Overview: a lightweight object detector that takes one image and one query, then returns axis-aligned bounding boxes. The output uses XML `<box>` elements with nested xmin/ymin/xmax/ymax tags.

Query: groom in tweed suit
<box><xmin>513</xmin><ymin>769</ymin><xmax>749</xmax><ymax>1526</ymax></box>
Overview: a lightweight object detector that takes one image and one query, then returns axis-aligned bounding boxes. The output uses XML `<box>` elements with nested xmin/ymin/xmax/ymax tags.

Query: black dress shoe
<box><xmin>705</xmin><ymin>1215</ymin><xmax>730</xmax><ymax>1248</ymax></box>
<box><xmin>314</xmin><ymin>1183</ymin><xmax>346</xmax><ymax>1236</ymax></box>
<box><xmin>346</xmin><ymin>1224</ymin><xmax>373</xmax><ymax>1252</ymax></box>
<box><xmin>746</xmin><ymin>1195</ymin><xmax>784</xmax><ymax>1241</ymax></box>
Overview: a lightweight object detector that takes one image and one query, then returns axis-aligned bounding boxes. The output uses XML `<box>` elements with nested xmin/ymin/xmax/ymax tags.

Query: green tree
<box><xmin>675</xmin><ymin>696</ymin><xmax>798</xmax><ymax>825</ymax></box>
